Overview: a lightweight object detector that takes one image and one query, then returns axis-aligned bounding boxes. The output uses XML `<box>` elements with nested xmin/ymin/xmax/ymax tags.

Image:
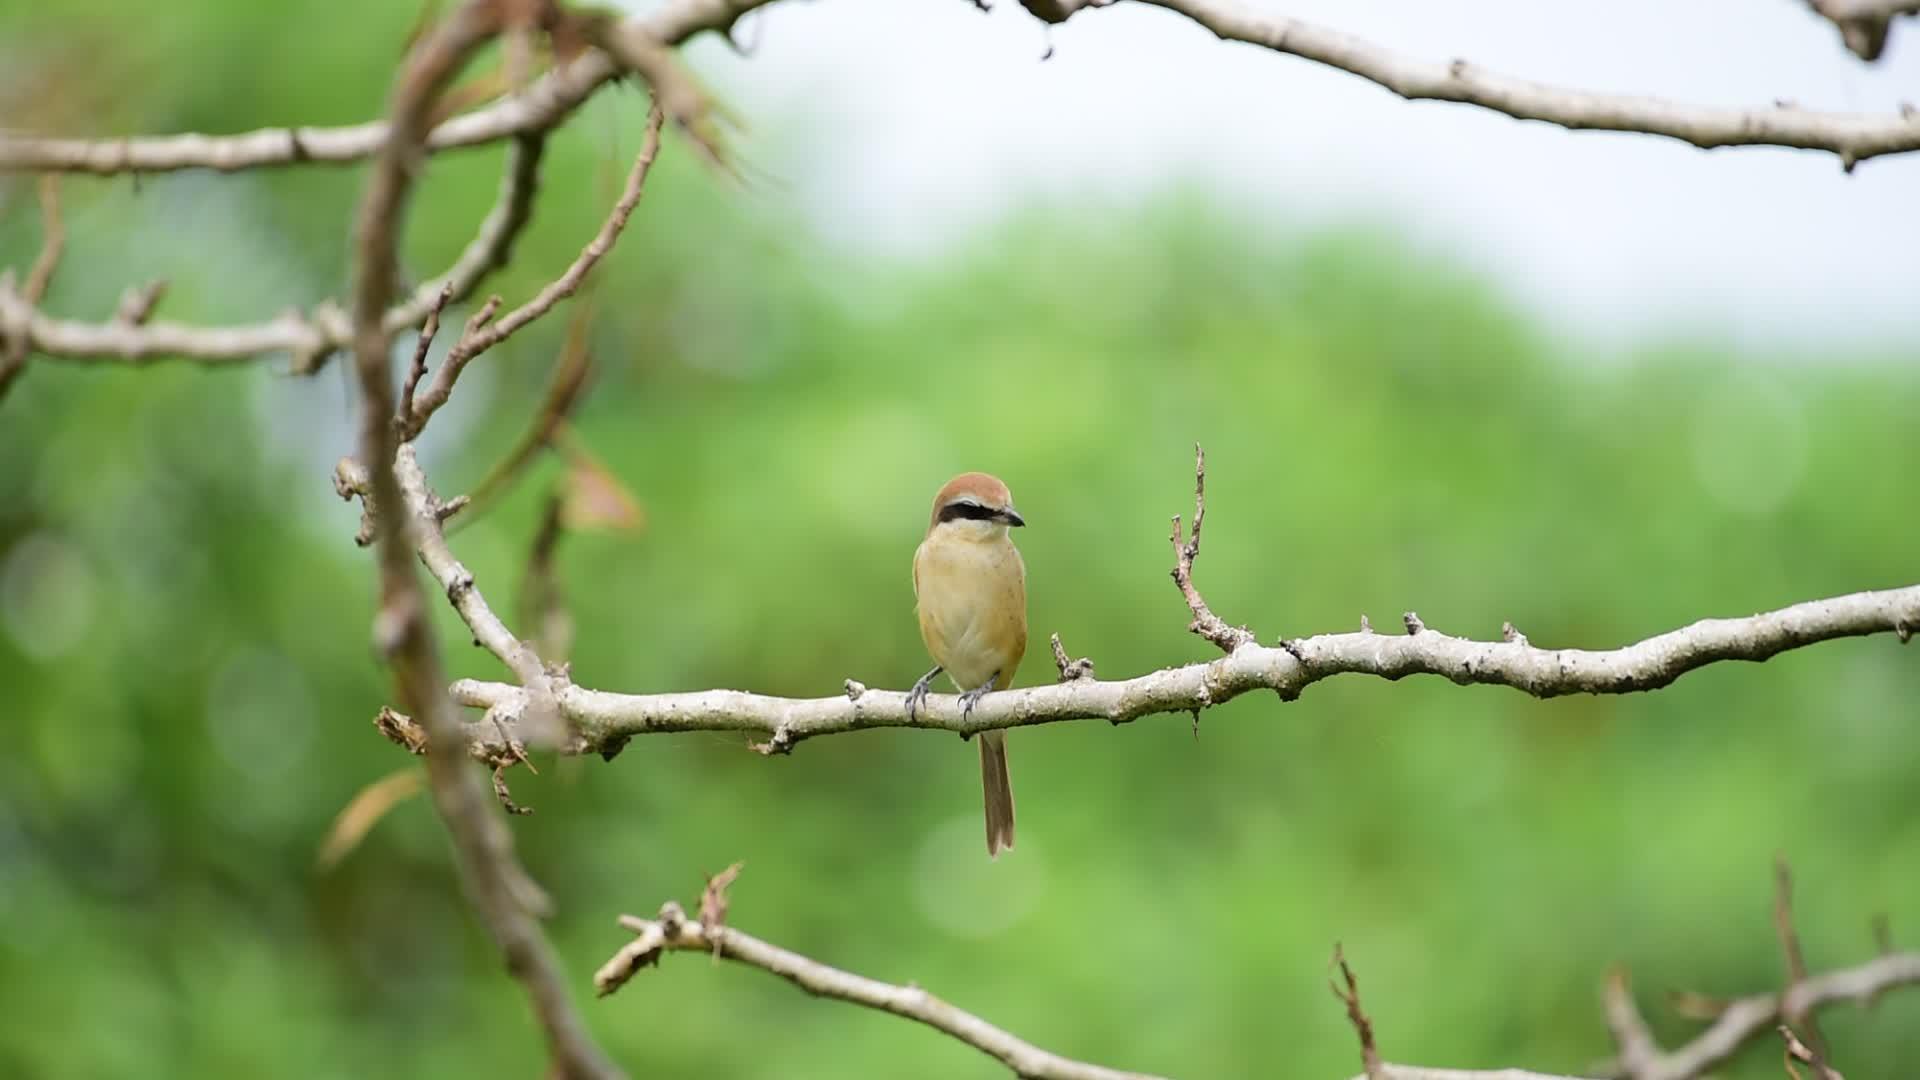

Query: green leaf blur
<box><xmin>1</xmin><ymin>3</ymin><xmax>1917</xmax><ymax>1078</ymax></box>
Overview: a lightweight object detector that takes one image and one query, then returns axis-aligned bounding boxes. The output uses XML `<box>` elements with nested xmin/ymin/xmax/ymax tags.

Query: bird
<box><xmin>909</xmin><ymin>472</ymin><xmax>1028</xmax><ymax>857</ymax></box>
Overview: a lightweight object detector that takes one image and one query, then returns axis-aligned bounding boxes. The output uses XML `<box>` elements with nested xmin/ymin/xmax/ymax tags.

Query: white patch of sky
<box><xmin>618</xmin><ymin>0</ymin><xmax>1920</xmax><ymax>353</ymax></box>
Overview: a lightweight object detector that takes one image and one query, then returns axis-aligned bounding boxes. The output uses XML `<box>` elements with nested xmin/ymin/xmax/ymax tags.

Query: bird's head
<box><xmin>927</xmin><ymin>472</ymin><xmax>1025</xmax><ymax>540</ymax></box>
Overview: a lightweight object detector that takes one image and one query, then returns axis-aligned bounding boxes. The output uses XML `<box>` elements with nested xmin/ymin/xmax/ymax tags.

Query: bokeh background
<box><xmin>2</xmin><ymin>1</ymin><xmax>1917</xmax><ymax>1077</ymax></box>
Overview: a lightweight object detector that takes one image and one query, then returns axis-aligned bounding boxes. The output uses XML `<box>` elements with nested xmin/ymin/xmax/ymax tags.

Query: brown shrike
<box><xmin>908</xmin><ymin>472</ymin><xmax>1027</xmax><ymax>857</ymax></box>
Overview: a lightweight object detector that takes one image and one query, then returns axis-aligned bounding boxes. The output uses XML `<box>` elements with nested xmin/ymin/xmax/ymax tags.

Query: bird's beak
<box><xmin>998</xmin><ymin>507</ymin><xmax>1025</xmax><ymax>527</ymax></box>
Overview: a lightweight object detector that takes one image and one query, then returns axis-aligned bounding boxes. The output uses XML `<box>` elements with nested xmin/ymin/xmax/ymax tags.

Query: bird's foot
<box><xmin>958</xmin><ymin>671</ymin><xmax>1000</xmax><ymax>721</ymax></box>
<box><xmin>906</xmin><ymin>665</ymin><xmax>942</xmax><ymax>722</ymax></box>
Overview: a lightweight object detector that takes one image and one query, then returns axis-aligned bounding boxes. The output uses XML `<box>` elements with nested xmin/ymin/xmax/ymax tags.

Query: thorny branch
<box><xmin>1170</xmin><ymin>442</ymin><xmax>1256</xmax><ymax>653</ymax></box>
<box><xmin>595</xmin><ymin>881</ymin><xmax>1169</xmax><ymax>1080</ymax></box>
<box><xmin>449</xmin><ymin>583</ymin><xmax>1920</xmax><ymax>755</ymax></box>
<box><xmin>440</xmin><ymin>441</ymin><xmax>1918</xmax><ymax>755</ymax></box>
<box><xmin>345</xmin><ymin>3</ymin><xmax>619</xmax><ymax>1077</ymax></box>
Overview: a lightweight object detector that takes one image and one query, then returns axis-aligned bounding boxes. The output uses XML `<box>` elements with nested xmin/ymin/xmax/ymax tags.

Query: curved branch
<box><xmin>1133</xmin><ymin>0</ymin><xmax>1920</xmax><ymax>169</ymax></box>
<box><xmin>447</xmin><ymin>584</ymin><xmax>1919</xmax><ymax>757</ymax></box>
<box><xmin>1600</xmin><ymin>862</ymin><xmax>1920</xmax><ymax>1080</ymax></box>
<box><xmin>399</xmin><ymin>105</ymin><xmax>664</xmax><ymax>440</ymax></box>
<box><xmin>0</xmin><ymin>0</ymin><xmax>775</xmax><ymax>175</ymax></box>
<box><xmin>346</xmin><ymin>4</ymin><xmax>621</xmax><ymax>1078</ymax></box>
<box><xmin>390</xmin><ymin>133</ymin><xmax>546</xmax><ymax>330</ymax></box>
<box><xmin>596</xmin><ymin>900</ymin><xmax>1169</xmax><ymax>1080</ymax></box>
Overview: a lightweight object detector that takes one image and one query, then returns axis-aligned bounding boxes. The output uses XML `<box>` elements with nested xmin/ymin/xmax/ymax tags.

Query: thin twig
<box><xmin>1605</xmin><ymin>968</ymin><xmax>1664</xmax><ymax>1079</ymax></box>
<box><xmin>1777</xmin><ymin>1024</ymin><xmax>1843</xmax><ymax>1080</ymax></box>
<box><xmin>1332</xmin><ymin>945</ymin><xmax>1388</xmax><ymax>1080</ymax></box>
<box><xmin>1050</xmin><ymin>632</ymin><xmax>1095</xmax><ymax>681</ymax></box>
<box><xmin>446</xmin><ymin>297</ymin><xmax>597</xmax><ymax>521</ymax></box>
<box><xmin>1170</xmin><ymin>442</ymin><xmax>1256</xmax><ymax>653</ymax></box>
<box><xmin>399</xmin><ymin>104</ymin><xmax>662</xmax><ymax>440</ymax></box>
<box><xmin>1773</xmin><ymin>857</ymin><xmax>1825</xmax><ymax>1061</ymax></box>
<box><xmin>0</xmin><ymin>175</ymin><xmax>64</xmax><ymax>396</ymax></box>
<box><xmin>112</xmin><ymin>280</ymin><xmax>169</xmax><ymax>325</ymax></box>
<box><xmin>397</xmin><ymin>282</ymin><xmax>454</xmax><ymax>426</ymax></box>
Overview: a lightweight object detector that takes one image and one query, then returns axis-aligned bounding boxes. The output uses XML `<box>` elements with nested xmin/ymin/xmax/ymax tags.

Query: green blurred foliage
<box><xmin>2</xmin><ymin>2</ymin><xmax>1919</xmax><ymax>1078</ymax></box>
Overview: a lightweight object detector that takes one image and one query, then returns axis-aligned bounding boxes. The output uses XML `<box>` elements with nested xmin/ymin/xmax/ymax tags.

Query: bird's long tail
<box><xmin>979</xmin><ymin>730</ymin><xmax>1015</xmax><ymax>857</ymax></box>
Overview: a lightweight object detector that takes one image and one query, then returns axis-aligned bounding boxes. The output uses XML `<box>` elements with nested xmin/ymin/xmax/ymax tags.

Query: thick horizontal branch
<box><xmin>1134</xmin><ymin>0</ymin><xmax>1920</xmax><ymax>168</ymax></box>
<box><xmin>0</xmin><ymin>0</ymin><xmax>774</xmax><ymax>175</ymax></box>
<box><xmin>447</xmin><ymin>585</ymin><xmax>1918</xmax><ymax>756</ymax></box>
<box><xmin>597</xmin><ymin>900</ymin><xmax>1168</xmax><ymax>1080</ymax></box>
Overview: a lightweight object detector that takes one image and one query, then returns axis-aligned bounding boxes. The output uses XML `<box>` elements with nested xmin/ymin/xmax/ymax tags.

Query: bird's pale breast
<box><xmin>913</xmin><ymin>536</ymin><xmax>1027</xmax><ymax>692</ymax></box>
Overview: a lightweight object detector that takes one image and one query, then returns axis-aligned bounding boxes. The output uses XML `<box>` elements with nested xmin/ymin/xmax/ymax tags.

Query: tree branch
<box><xmin>445</xmin><ymin>581</ymin><xmax>1918</xmax><ymax>758</ymax></box>
<box><xmin>1169</xmin><ymin>442</ymin><xmax>1255</xmax><ymax>653</ymax></box>
<box><xmin>0</xmin><ymin>0</ymin><xmax>775</xmax><ymax>175</ymax></box>
<box><xmin>346</xmin><ymin>3</ymin><xmax>620</xmax><ymax>1077</ymax></box>
<box><xmin>0</xmin><ymin>128</ymin><xmax>542</xmax><ymax>375</ymax></box>
<box><xmin>0</xmin><ymin>175</ymin><xmax>65</xmax><ymax>397</ymax></box>
<box><xmin>1129</xmin><ymin>0</ymin><xmax>1920</xmax><ymax>170</ymax></box>
<box><xmin>399</xmin><ymin>104</ymin><xmax>663</xmax><ymax>441</ymax></box>
<box><xmin>596</xmin><ymin>896</ymin><xmax>1170</xmax><ymax>1080</ymax></box>
<box><xmin>1598</xmin><ymin>861</ymin><xmax>1920</xmax><ymax>1080</ymax></box>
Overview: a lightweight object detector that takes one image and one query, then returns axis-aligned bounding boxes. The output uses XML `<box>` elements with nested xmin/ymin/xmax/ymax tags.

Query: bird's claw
<box><xmin>958</xmin><ymin>672</ymin><xmax>999</xmax><ymax>721</ymax></box>
<box><xmin>906</xmin><ymin>670</ymin><xmax>938</xmax><ymax>723</ymax></box>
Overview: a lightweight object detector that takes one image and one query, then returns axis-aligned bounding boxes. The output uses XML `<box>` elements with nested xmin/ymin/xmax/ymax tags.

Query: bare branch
<box><xmin>397</xmin><ymin>283</ymin><xmax>454</xmax><ymax>426</ymax></box>
<box><xmin>111</xmin><ymin>280</ymin><xmax>169</xmax><ymax>326</ymax></box>
<box><xmin>1772</xmin><ymin>856</ymin><xmax>1826</xmax><ymax>1059</ymax></box>
<box><xmin>0</xmin><ymin>175</ymin><xmax>65</xmax><ymax>396</ymax></box>
<box><xmin>0</xmin><ymin>0</ymin><xmax>780</xmax><ymax>175</ymax></box>
<box><xmin>1129</xmin><ymin>0</ymin><xmax>1920</xmax><ymax>170</ymax></box>
<box><xmin>447</xmin><ymin>582</ymin><xmax>1920</xmax><ymax>759</ymax></box>
<box><xmin>1605</xmin><ymin>968</ymin><xmax>1664</xmax><ymax>1079</ymax></box>
<box><xmin>1806</xmin><ymin>0</ymin><xmax>1920</xmax><ymax>62</ymax></box>
<box><xmin>1777</xmin><ymin>1024</ymin><xmax>1843</xmax><ymax>1080</ymax></box>
<box><xmin>1628</xmin><ymin>954</ymin><xmax>1920</xmax><ymax>1079</ymax></box>
<box><xmin>345</xmin><ymin>4</ymin><xmax>619</xmax><ymax>1077</ymax></box>
<box><xmin>1332</xmin><ymin>945</ymin><xmax>1389</xmax><ymax>1080</ymax></box>
<box><xmin>1050</xmin><ymin>631</ymin><xmax>1095</xmax><ymax>681</ymax></box>
<box><xmin>389</xmin><ymin>132</ymin><xmax>546</xmax><ymax>330</ymax></box>
<box><xmin>451</xmin><ymin>303</ymin><xmax>597</xmax><ymax>528</ymax></box>
<box><xmin>1170</xmin><ymin>443</ymin><xmax>1256</xmax><ymax>653</ymax></box>
<box><xmin>0</xmin><ymin>129</ymin><xmax>542</xmax><ymax>375</ymax></box>
<box><xmin>399</xmin><ymin>105</ymin><xmax>663</xmax><ymax>440</ymax></box>
<box><xmin>596</xmin><ymin>898</ymin><xmax>1168</xmax><ymax>1080</ymax></box>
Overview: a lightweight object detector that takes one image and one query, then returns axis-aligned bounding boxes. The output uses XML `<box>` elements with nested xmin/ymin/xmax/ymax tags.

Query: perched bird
<box><xmin>909</xmin><ymin>472</ymin><xmax>1028</xmax><ymax>857</ymax></box>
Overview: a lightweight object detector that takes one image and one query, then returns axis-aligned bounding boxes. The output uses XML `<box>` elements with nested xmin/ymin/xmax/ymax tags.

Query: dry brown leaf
<box><xmin>315</xmin><ymin>767</ymin><xmax>425</xmax><ymax>870</ymax></box>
